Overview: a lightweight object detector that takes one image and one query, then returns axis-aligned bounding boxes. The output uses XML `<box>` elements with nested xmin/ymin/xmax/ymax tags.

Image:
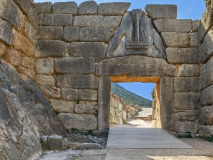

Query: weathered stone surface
<box><xmin>40</xmin><ymin>86</ymin><xmax>61</xmax><ymax>99</ymax></box>
<box><xmin>21</xmin><ymin>56</ymin><xmax>35</xmax><ymax>70</ymax></box>
<box><xmin>79</xmin><ymin>27</ymin><xmax>114</xmax><ymax>42</ymax></box>
<box><xmin>46</xmin><ymin>135</ymin><xmax>63</xmax><ymax>150</ymax></box>
<box><xmin>63</xmin><ymin>26</ymin><xmax>79</xmax><ymax>42</ymax></box>
<box><xmin>0</xmin><ymin>19</ymin><xmax>13</xmax><ymax>45</ymax></box>
<box><xmin>79</xmin><ymin>101</ymin><xmax>97</xmax><ymax>106</ymax></box>
<box><xmin>199</xmin><ymin>28</ymin><xmax>213</xmax><ymax>63</ymax></box>
<box><xmin>0</xmin><ymin>0</ymin><xmax>25</xmax><ymax>30</ymax></box>
<box><xmin>174</xmin><ymin>77</ymin><xmax>200</xmax><ymax>92</ymax></box>
<box><xmin>78</xmin><ymin>1</ymin><xmax>97</xmax><ymax>15</ymax></box>
<box><xmin>200</xmin><ymin>57</ymin><xmax>213</xmax><ymax>90</ymax></box>
<box><xmin>153</xmin><ymin>19</ymin><xmax>192</xmax><ymax>33</ymax></box>
<box><xmin>79</xmin><ymin>89</ymin><xmax>97</xmax><ymax>101</ymax></box>
<box><xmin>177</xmin><ymin>64</ymin><xmax>200</xmax><ymax>77</ymax></box>
<box><xmin>199</xmin><ymin>125</ymin><xmax>213</xmax><ymax>137</ymax></box>
<box><xmin>98</xmin><ymin>2</ymin><xmax>130</xmax><ymax>16</ymax></box>
<box><xmin>58</xmin><ymin>113</ymin><xmax>97</xmax><ymax>130</ymax></box>
<box><xmin>145</xmin><ymin>5</ymin><xmax>177</xmax><ymax>19</ymax></box>
<box><xmin>74</xmin><ymin>104</ymin><xmax>98</xmax><ymax>114</ymax></box>
<box><xmin>42</xmin><ymin>14</ymin><xmax>73</xmax><ymax>26</ymax></box>
<box><xmin>52</xmin><ymin>2</ymin><xmax>77</xmax><ymax>14</ymax></box>
<box><xmin>189</xmin><ymin>33</ymin><xmax>201</xmax><ymax>47</ymax></box>
<box><xmin>57</xmin><ymin>74</ymin><xmax>99</xmax><ymax>89</ymax></box>
<box><xmin>49</xmin><ymin>99</ymin><xmax>74</xmax><ymax>113</ymax></box>
<box><xmin>38</xmin><ymin>13</ymin><xmax>43</xmax><ymax>25</ymax></box>
<box><xmin>161</xmin><ymin>32</ymin><xmax>189</xmax><ymax>47</ymax></box>
<box><xmin>61</xmin><ymin>88</ymin><xmax>78</xmax><ymax>101</ymax></box>
<box><xmin>17</xmin><ymin>66</ymin><xmax>35</xmax><ymax>79</ymax></box>
<box><xmin>13</xmin><ymin>29</ymin><xmax>35</xmax><ymax>57</ymax></box>
<box><xmin>35</xmin><ymin>75</ymin><xmax>55</xmax><ymax>86</ymax></box>
<box><xmin>192</xmin><ymin>20</ymin><xmax>200</xmax><ymax>32</ymax></box>
<box><xmin>35</xmin><ymin>2</ymin><xmax>52</xmax><ymax>13</ymax></box>
<box><xmin>166</xmin><ymin>48</ymin><xmax>199</xmax><ymax>64</ymax></box>
<box><xmin>35</xmin><ymin>40</ymin><xmax>67</xmax><ymax>57</ymax></box>
<box><xmin>23</xmin><ymin>21</ymin><xmax>37</xmax><ymax>44</ymax></box>
<box><xmin>69</xmin><ymin>42</ymin><xmax>107</xmax><ymax>62</ymax></box>
<box><xmin>73</xmin><ymin>16</ymin><xmax>122</xmax><ymax>28</ymax></box>
<box><xmin>37</xmin><ymin>26</ymin><xmax>63</xmax><ymax>40</ymax></box>
<box><xmin>55</xmin><ymin>57</ymin><xmax>95</xmax><ymax>74</ymax></box>
<box><xmin>199</xmin><ymin>106</ymin><xmax>213</xmax><ymax>125</ymax></box>
<box><xmin>0</xmin><ymin>42</ymin><xmax>6</xmax><ymax>56</ymax></box>
<box><xmin>79</xmin><ymin>143</ymin><xmax>100</xmax><ymax>150</ymax></box>
<box><xmin>175</xmin><ymin>111</ymin><xmax>198</xmax><ymax>122</ymax></box>
<box><xmin>174</xmin><ymin>122</ymin><xmax>198</xmax><ymax>133</ymax></box>
<box><xmin>161</xmin><ymin>60</ymin><xmax>177</xmax><ymax>77</ymax></box>
<box><xmin>4</xmin><ymin>48</ymin><xmax>21</xmax><ymax>67</ymax></box>
<box><xmin>201</xmin><ymin>85</ymin><xmax>213</xmax><ymax>106</ymax></box>
<box><xmin>35</xmin><ymin>58</ymin><xmax>54</xmax><ymax>74</ymax></box>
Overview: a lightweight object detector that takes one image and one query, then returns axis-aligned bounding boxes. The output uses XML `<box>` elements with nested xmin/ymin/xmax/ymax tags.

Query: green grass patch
<box><xmin>202</xmin><ymin>136</ymin><xmax>213</xmax><ymax>142</ymax></box>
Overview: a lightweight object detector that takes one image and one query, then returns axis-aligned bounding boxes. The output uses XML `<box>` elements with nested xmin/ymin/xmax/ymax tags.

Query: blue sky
<box><xmin>34</xmin><ymin>0</ymin><xmax>205</xmax><ymax>100</ymax></box>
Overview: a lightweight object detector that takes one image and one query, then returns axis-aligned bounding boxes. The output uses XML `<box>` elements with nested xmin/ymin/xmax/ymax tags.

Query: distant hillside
<box><xmin>111</xmin><ymin>83</ymin><xmax>152</xmax><ymax>108</ymax></box>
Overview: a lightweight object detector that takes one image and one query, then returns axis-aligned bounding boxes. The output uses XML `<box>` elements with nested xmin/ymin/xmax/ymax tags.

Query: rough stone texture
<box><xmin>177</xmin><ymin>64</ymin><xmax>200</xmax><ymax>77</ymax></box>
<box><xmin>49</xmin><ymin>99</ymin><xmax>74</xmax><ymax>113</ymax></box>
<box><xmin>35</xmin><ymin>58</ymin><xmax>54</xmax><ymax>74</ymax></box>
<box><xmin>201</xmin><ymin>85</ymin><xmax>213</xmax><ymax>106</ymax></box>
<box><xmin>35</xmin><ymin>40</ymin><xmax>67</xmax><ymax>57</ymax></box>
<box><xmin>161</xmin><ymin>60</ymin><xmax>177</xmax><ymax>77</ymax></box>
<box><xmin>4</xmin><ymin>48</ymin><xmax>21</xmax><ymax>67</ymax></box>
<box><xmin>17</xmin><ymin>66</ymin><xmax>35</xmax><ymax>79</ymax></box>
<box><xmin>61</xmin><ymin>88</ymin><xmax>78</xmax><ymax>101</ymax></box>
<box><xmin>0</xmin><ymin>61</ymin><xmax>66</xmax><ymax>160</ymax></box>
<box><xmin>161</xmin><ymin>32</ymin><xmax>189</xmax><ymax>47</ymax></box>
<box><xmin>153</xmin><ymin>19</ymin><xmax>192</xmax><ymax>33</ymax></box>
<box><xmin>79</xmin><ymin>27</ymin><xmax>115</xmax><ymax>42</ymax></box>
<box><xmin>200</xmin><ymin>57</ymin><xmax>213</xmax><ymax>90</ymax></box>
<box><xmin>58</xmin><ymin>113</ymin><xmax>97</xmax><ymax>130</ymax></box>
<box><xmin>175</xmin><ymin>111</ymin><xmax>198</xmax><ymax>122</ymax></box>
<box><xmin>199</xmin><ymin>106</ymin><xmax>213</xmax><ymax>125</ymax></box>
<box><xmin>174</xmin><ymin>122</ymin><xmax>198</xmax><ymax>133</ymax></box>
<box><xmin>189</xmin><ymin>33</ymin><xmax>201</xmax><ymax>47</ymax></box>
<box><xmin>98</xmin><ymin>2</ymin><xmax>130</xmax><ymax>16</ymax></box>
<box><xmin>63</xmin><ymin>26</ymin><xmax>79</xmax><ymax>42</ymax></box>
<box><xmin>174</xmin><ymin>92</ymin><xmax>200</xmax><ymax>111</ymax></box>
<box><xmin>46</xmin><ymin>135</ymin><xmax>63</xmax><ymax>150</ymax></box>
<box><xmin>40</xmin><ymin>86</ymin><xmax>61</xmax><ymax>99</ymax></box>
<box><xmin>174</xmin><ymin>77</ymin><xmax>200</xmax><ymax>92</ymax></box>
<box><xmin>35</xmin><ymin>75</ymin><xmax>55</xmax><ymax>86</ymax></box>
<box><xmin>35</xmin><ymin>2</ymin><xmax>52</xmax><ymax>13</ymax></box>
<box><xmin>74</xmin><ymin>104</ymin><xmax>98</xmax><ymax>114</ymax></box>
<box><xmin>0</xmin><ymin>19</ymin><xmax>13</xmax><ymax>45</ymax></box>
<box><xmin>37</xmin><ymin>26</ymin><xmax>63</xmax><ymax>40</ymax></box>
<box><xmin>55</xmin><ymin>57</ymin><xmax>95</xmax><ymax>74</ymax></box>
<box><xmin>199</xmin><ymin>125</ymin><xmax>213</xmax><ymax>137</ymax></box>
<box><xmin>69</xmin><ymin>42</ymin><xmax>107</xmax><ymax>62</ymax></box>
<box><xmin>0</xmin><ymin>42</ymin><xmax>6</xmax><ymax>56</ymax></box>
<box><xmin>23</xmin><ymin>21</ymin><xmax>37</xmax><ymax>44</ymax></box>
<box><xmin>21</xmin><ymin>55</ymin><xmax>35</xmax><ymax>70</ymax></box>
<box><xmin>145</xmin><ymin>5</ymin><xmax>177</xmax><ymax>19</ymax></box>
<box><xmin>78</xmin><ymin>1</ymin><xmax>98</xmax><ymax>15</ymax></box>
<box><xmin>98</xmin><ymin>76</ymin><xmax>111</xmax><ymax>130</ymax></box>
<box><xmin>57</xmin><ymin>74</ymin><xmax>99</xmax><ymax>89</ymax></box>
<box><xmin>42</xmin><ymin>14</ymin><xmax>73</xmax><ymax>26</ymax></box>
<box><xmin>73</xmin><ymin>16</ymin><xmax>122</xmax><ymax>28</ymax></box>
<box><xmin>52</xmin><ymin>2</ymin><xmax>77</xmax><ymax>14</ymax></box>
<box><xmin>166</xmin><ymin>48</ymin><xmax>199</xmax><ymax>64</ymax></box>
<box><xmin>192</xmin><ymin>20</ymin><xmax>200</xmax><ymax>32</ymax></box>
<box><xmin>78</xmin><ymin>89</ymin><xmax>98</xmax><ymax>101</ymax></box>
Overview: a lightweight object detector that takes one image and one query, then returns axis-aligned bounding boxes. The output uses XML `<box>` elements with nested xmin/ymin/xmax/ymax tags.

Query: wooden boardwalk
<box><xmin>106</xmin><ymin>126</ymin><xmax>192</xmax><ymax>149</ymax></box>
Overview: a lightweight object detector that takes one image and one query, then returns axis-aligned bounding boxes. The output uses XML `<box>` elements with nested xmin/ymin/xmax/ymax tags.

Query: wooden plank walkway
<box><xmin>106</xmin><ymin>126</ymin><xmax>192</xmax><ymax>149</ymax></box>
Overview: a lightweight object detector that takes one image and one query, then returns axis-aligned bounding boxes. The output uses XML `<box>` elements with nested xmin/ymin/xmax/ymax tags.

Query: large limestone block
<box><xmin>200</xmin><ymin>57</ymin><xmax>213</xmax><ymax>90</ymax></box>
<box><xmin>0</xmin><ymin>42</ymin><xmax>6</xmax><ymax>56</ymax></box>
<box><xmin>58</xmin><ymin>113</ymin><xmax>97</xmax><ymax>130</ymax></box>
<box><xmin>40</xmin><ymin>86</ymin><xmax>61</xmax><ymax>99</ymax></box>
<box><xmin>57</xmin><ymin>74</ymin><xmax>99</xmax><ymax>89</ymax></box>
<box><xmin>175</xmin><ymin>111</ymin><xmax>198</xmax><ymax>122</ymax></box>
<box><xmin>49</xmin><ymin>99</ymin><xmax>74</xmax><ymax>113</ymax></box>
<box><xmin>166</xmin><ymin>48</ymin><xmax>199</xmax><ymax>64</ymax></box>
<box><xmin>35</xmin><ymin>40</ymin><xmax>67</xmax><ymax>57</ymax></box>
<box><xmin>74</xmin><ymin>104</ymin><xmax>98</xmax><ymax>114</ymax></box>
<box><xmin>5</xmin><ymin>48</ymin><xmax>21</xmax><ymax>67</ymax></box>
<box><xmin>162</xmin><ymin>61</ymin><xmax>177</xmax><ymax>77</ymax></box>
<box><xmin>63</xmin><ymin>26</ymin><xmax>79</xmax><ymax>42</ymax></box>
<box><xmin>177</xmin><ymin>64</ymin><xmax>200</xmax><ymax>77</ymax></box>
<box><xmin>161</xmin><ymin>32</ymin><xmax>189</xmax><ymax>47</ymax></box>
<box><xmin>68</xmin><ymin>42</ymin><xmax>107</xmax><ymax>62</ymax></box>
<box><xmin>78</xmin><ymin>1</ymin><xmax>97</xmax><ymax>15</ymax></box>
<box><xmin>21</xmin><ymin>56</ymin><xmax>35</xmax><ymax>70</ymax></box>
<box><xmin>35</xmin><ymin>2</ymin><xmax>52</xmax><ymax>13</ymax></box>
<box><xmin>189</xmin><ymin>33</ymin><xmax>201</xmax><ymax>47</ymax></box>
<box><xmin>35</xmin><ymin>75</ymin><xmax>55</xmax><ymax>86</ymax></box>
<box><xmin>153</xmin><ymin>19</ymin><xmax>192</xmax><ymax>33</ymax></box>
<box><xmin>61</xmin><ymin>88</ymin><xmax>78</xmax><ymax>101</ymax></box>
<box><xmin>174</xmin><ymin>122</ymin><xmax>198</xmax><ymax>133</ymax></box>
<box><xmin>78</xmin><ymin>89</ymin><xmax>97</xmax><ymax>101</ymax></box>
<box><xmin>17</xmin><ymin>66</ymin><xmax>35</xmax><ymax>79</ymax></box>
<box><xmin>0</xmin><ymin>19</ymin><xmax>13</xmax><ymax>45</ymax></box>
<box><xmin>192</xmin><ymin>20</ymin><xmax>200</xmax><ymax>32</ymax></box>
<box><xmin>98</xmin><ymin>2</ymin><xmax>130</xmax><ymax>16</ymax></box>
<box><xmin>174</xmin><ymin>77</ymin><xmax>199</xmax><ymax>92</ymax></box>
<box><xmin>55</xmin><ymin>57</ymin><xmax>95</xmax><ymax>74</ymax></box>
<box><xmin>145</xmin><ymin>5</ymin><xmax>177</xmax><ymax>19</ymax></box>
<box><xmin>23</xmin><ymin>21</ymin><xmax>37</xmax><ymax>44</ymax></box>
<box><xmin>42</xmin><ymin>14</ymin><xmax>73</xmax><ymax>26</ymax></box>
<box><xmin>199</xmin><ymin>106</ymin><xmax>213</xmax><ymax>125</ymax></box>
<box><xmin>52</xmin><ymin>2</ymin><xmax>77</xmax><ymax>14</ymax></box>
<box><xmin>199</xmin><ymin>125</ymin><xmax>213</xmax><ymax>137</ymax></box>
<box><xmin>37</xmin><ymin>26</ymin><xmax>63</xmax><ymax>40</ymax></box>
<box><xmin>35</xmin><ymin>58</ymin><xmax>54</xmax><ymax>74</ymax></box>
<box><xmin>201</xmin><ymin>85</ymin><xmax>213</xmax><ymax>106</ymax></box>
<box><xmin>79</xmin><ymin>27</ymin><xmax>114</xmax><ymax>42</ymax></box>
<box><xmin>73</xmin><ymin>16</ymin><xmax>122</xmax><ymax>28</ymax></box>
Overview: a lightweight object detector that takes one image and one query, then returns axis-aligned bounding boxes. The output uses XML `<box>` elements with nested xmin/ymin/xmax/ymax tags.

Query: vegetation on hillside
<box><xmin>111</xmin><ymin>83</ymin><xmax>152</xmax><ymax>108</ymax></box>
